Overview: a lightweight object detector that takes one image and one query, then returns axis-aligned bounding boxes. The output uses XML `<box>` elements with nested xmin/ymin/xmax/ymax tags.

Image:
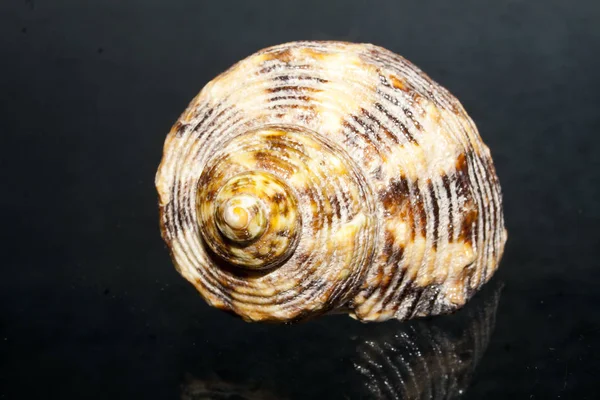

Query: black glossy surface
<box><xmin>1</xmin><ymin>1</ymin><xmax>598</xmax><ymax>399</ymax></box>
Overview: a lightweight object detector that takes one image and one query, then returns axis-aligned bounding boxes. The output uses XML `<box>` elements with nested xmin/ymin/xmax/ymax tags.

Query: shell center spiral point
<box><xmin>217</xmin><ymin>194</ymin><xmax>267</xmax><ymax>242</ymax></box>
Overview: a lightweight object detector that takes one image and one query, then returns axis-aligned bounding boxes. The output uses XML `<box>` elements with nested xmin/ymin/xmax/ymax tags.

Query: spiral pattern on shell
<box><xmin>156</xmin><ymin>41</ymin><xmax>507</xmax><ymax>322</ymax></box>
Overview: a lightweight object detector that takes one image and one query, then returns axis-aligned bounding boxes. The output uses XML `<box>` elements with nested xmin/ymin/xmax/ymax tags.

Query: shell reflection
<box><xmin>353</xmin><ymin>287</ymin><xmax>499</xmax><ymax>399</ymax></box>
<box><xmin>180</xmin><ymin>282</ymin><xmax>501</xmax><ymax>399</ymax></box>
<box><xmin>181</xmin><ymin>374</ymin><xmax>281</xmax><ymax>400</ymax></box>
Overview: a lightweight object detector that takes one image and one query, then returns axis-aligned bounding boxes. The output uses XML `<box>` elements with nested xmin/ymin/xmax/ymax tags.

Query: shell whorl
<box><xmin>198</xmin><ymin>167</ymin><xmax>300</xmax><ymax>270</ymax></box>
<box><xmin>156</xmin><ymin>41</ymin><xmax>507</xmax><ymax>322</ymax></box>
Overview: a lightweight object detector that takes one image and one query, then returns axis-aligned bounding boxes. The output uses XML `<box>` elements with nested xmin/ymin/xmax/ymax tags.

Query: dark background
<box><xmin>1</xmin><ymin>0</ymin><xmax>599</xmax><ymax>398</ymax></box>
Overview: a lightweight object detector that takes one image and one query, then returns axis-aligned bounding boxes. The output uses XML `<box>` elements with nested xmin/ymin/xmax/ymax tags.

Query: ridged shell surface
<box><xmin>156</xmin><ymin>41</ymin><xmax>507</xmax><ymax>322</ymax></box>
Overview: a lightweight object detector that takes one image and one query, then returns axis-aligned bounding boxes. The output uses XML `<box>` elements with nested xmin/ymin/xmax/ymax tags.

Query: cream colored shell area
<box><xmin>155</xmin><ymin>41</ymin><xmax>507</xmax><ymax>322</ymax></box>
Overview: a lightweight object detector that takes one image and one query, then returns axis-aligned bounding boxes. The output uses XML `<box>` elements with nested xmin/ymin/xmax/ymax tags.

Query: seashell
<box><xmin>156</xmin><ymin>41</ymin><xmax>507</xmax><ymax>323</ymax></box>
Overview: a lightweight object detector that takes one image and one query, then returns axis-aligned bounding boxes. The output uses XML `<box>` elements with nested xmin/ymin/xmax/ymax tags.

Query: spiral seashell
<box><xmin>156</xmin><ymin>41</ymin><xmax>507</xmax><ymax>322</ymax></box>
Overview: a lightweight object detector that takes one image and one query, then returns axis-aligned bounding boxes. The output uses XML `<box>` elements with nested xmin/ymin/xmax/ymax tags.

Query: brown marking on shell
<box><xmin>272</xmin><ymin>192</ymin><xmax>286</xmax><ymax>204</ymax></box>
<box><xmin>300</xmin><ymin>47</ymin><xmax>333</xmax><ymax>61</ymax></box>
<box><xmin>381</xmin><ymin>128</ymin><xmax>400</xmax><ymax>145</ymax></box>
<box><xmin>389</xmin><ymin>74</ymin><xmax>408</xmax><ymax>91</ymax></box>
<box><xmin>455</xmin><ymin>152</ymin><xmax>467</xmax><ymax>172</ymax></box>
<box><xmin>441</xmin><ymin>174</ymin><xmax>454</xmax><ymax>239</ymax></box>
<box><xmin>254</xmin><ymin>151</ymin><xmax>296</xmax><ymax>177</ymax></box>
<box><xmin>267</xmin><ymin>85</ymin><xmax>322</xmax><ymax>94</ymax></box>
<box><xmin>161</xmin><ymin>203</ymin><xmax>177</xmax><ymax>242</ymax></box>
<box><xmin>329</xmin><ymin>194</ymin><xmax>342</xmax><ymax>220</ymax></box>
<box><xmin>358</xmin><ymin>109</ymin><xmax>401</xmax><ymax>166</ymax></box>
<box><xmin>307</xmin><ymin>193</ymin><xmax>325</xmax><ymax>232</ymax></box>
<box><xmin>263</xmin><ymin>48</ymin><xmax>294</xmax><ymax>63</ymax></box>
<box><xmin>379</xmin><ymin>176</ymin><xmax>410</xmax><ymax>215</ymax></box>
<box><xmin>383</xmin><ymin>276</ymin><xmax>417</xmax><ymax>312</ymax></box>
<box><xmin>411</xmin><ymin>184</ymin><xmax>428</xmax><ymax>238</ymax></box>
<box><xmin>412</xmin><ymin>285</ymin><xmax>442</xmax><ymax>317</ymax></box>
<box><xmin>205</xmin><ymin>188</ymin><xmax>218</xmax><ymax>202</ymax></box>
<box><xmin>273</xmin><ymin>74</ymin><xmax>329</xmax><ymax>84</ymax></box>
<box><xmin>253</xmin><ymin>150</ymin><xmax>276</xmax><ymax>168</ymax></box>
<box><xmin>427</xmin><ymin>179</ymin><xmax>441</xmax><ymax>251</ymax></box>
<box><xmin>380</xmin><ymin>231</ymin><xmax>405</xmax><ymax>289</ymax></box>
<box><xmin>374</xmin><ymin>102</ymin><xmax>416</xmax><ymax>143</ymax></box>
<box><xmin>269</xmin><ymin>94</ymin><xmax>313</xmax><ymax>103</ymax></box>
<box><xmin>171</xmin><ymin>181</ymin><xmax>194</xmax><ymax>230</ymax></box>
<box><xmin>171</xmin><ymin>120</ymin><xmax>186</xmax><ymax>137</ymax></box>
<box><xmin>268</xmin><ymin>102</ymin><xmax>315</xmax><ymax>111</ymax></box>
<box><xmin>459</xmin><ymin>203</ymin><xmax>479</xmax><ymax>246</ymax></box>
<box><xmin>188</xmin><ymin>105</ymin><xmax>214</xmax><ymax>129</ymax></box>
<box><xmin>343</xmin><ymin>114</ymin><xmax>376</xmax><ymax>156</ymax></box>
<box><xmin>404</xmin><ymin>107</ymin><xmax>423</xmax><ymax>131</ymax></box>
